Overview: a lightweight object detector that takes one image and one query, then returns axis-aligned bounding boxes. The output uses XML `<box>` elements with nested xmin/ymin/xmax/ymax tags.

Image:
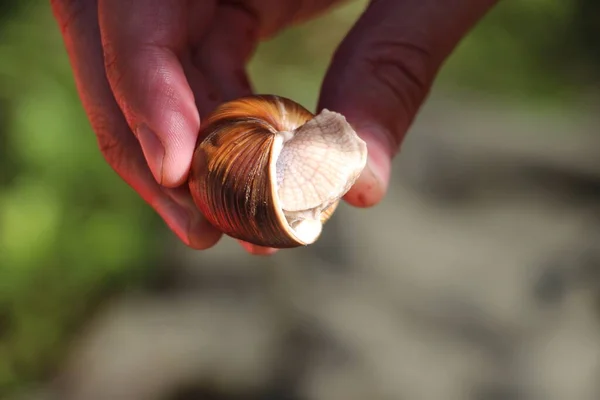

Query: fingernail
<box><xmin>365</xmin><ymin>155</ymin><xmax>388</xmax><ymax>192</ymax></box>
<box><xmin>136</xmin><ymin>123</ymin><xmax>165</xmax><ymax>185</ymax></box>
<box><xmin>156</xmin><ymin>198</ymin><xmax>192</xmax><ymax>246</ymax></box>
<box><xmin>239</xmin><ymin>241</ymin><xmax>279</xmax><ymax>256</ymax></box>
<box><xmin>342</xmin><ymin>126</ymin><xmax>392</xmax><ymax>208</ymax></box>
<box><xmin>187</xmin><ymin>211</ymin><xmax>222</xmax><ymax>250</ymax></box>
<box><xmin>363</xmin><ymin>130</ymin><xmax>392</xmax><ymax>190</ymax></box>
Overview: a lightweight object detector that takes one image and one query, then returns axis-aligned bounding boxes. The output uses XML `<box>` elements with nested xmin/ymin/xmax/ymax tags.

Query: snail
<box><xmin>188</xmin><ymin>95</ymin><xmax>368</xmax><ymax>248</ymax></box>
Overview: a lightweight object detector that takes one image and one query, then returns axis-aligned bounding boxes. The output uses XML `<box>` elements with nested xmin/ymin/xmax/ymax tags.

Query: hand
<box><xmin>50</xmin><ymin>0</ymin><xmax>498</xmax><ymax>255</ymax></box>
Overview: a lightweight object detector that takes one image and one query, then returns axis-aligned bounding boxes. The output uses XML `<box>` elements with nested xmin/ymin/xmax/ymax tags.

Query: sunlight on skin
<box><xmin>51</xmin><ymin>0</ymin><xmax>499</xmax><ymax>255</ymax></box>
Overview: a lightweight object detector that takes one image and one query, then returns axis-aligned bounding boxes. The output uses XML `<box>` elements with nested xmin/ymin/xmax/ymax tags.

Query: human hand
<box><xmin>50</xmin><ymin>0</ymin><xmax>498</xmax><ymax>255</ymax></box>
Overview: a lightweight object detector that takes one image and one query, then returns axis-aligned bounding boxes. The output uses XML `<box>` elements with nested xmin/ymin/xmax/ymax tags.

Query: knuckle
<box><xmin>334</xmin><ymin>33</ymin><xmax>432</xmax><ymax>112</ymax></box>
<box><xmin>330</xmin><ymin>34</ymin><xmax>433</xmax><ymax>153</ymax></box>
<box><xmin>233</xmin><ymin>0</ymin><xmax>345</xmax><ymax>36</ymax></box>
<box><xmin>50</xmin><ymin>0</ymin><xmax>90</xmax><ymax>35</ymax></box>
<box><xmin>87</xmin><ymin>108</ymin><xmax>126</xmax><ymax>169</ymax></box>
<box><xmin>101</xmin><ymin>41</ymin><xmax>136</xmax><ymax>122</ymax></box>
<box><xmin>293</xmin><ymin>0</ymin><xmax>347</xmax><ymax>23</ymax></box>
<box><xmin>101</xmin><ymin>40</ymin><xmax>122</xmax><ymax>88</ymax></box>
<box><xmin>366</xmin><ymin>40</ymin><xmax>432</xmax><ymax>114</ymax></box>
<box><xmin>362</xmin><ymin>40</ymin><xmax>432</xmax><ymax>151</ymax></box>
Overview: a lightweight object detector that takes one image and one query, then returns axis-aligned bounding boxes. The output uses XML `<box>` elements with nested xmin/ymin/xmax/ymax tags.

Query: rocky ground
<box><xmin>14</xmin><ymin>92</ymin><xmax>600</xmax><ymax>400</ymax></box>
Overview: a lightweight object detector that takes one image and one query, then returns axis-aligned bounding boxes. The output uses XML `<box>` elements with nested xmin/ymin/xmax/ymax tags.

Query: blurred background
<box><xmin>2</xmin><ymin>1</ymin><xmax>600</xmax><ymax>399</ymax></box>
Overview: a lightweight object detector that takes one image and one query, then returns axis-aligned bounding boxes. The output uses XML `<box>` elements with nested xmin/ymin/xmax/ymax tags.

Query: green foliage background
<box><xmin>0</xmin><ymin>0</ymin><xmax>596</xmax><ymax>395</ymax></box>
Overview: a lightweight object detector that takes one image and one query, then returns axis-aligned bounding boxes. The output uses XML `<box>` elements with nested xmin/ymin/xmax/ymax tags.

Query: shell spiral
<box><xmin>188</xmin><ymin>95</ymin><xmax>367</xmax><ymax>248</ymax></box>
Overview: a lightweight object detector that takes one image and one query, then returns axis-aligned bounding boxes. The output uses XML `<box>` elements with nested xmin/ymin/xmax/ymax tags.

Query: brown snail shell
<box><xmin>188</xmin><ymin>95</ymin><xmax>368</xmax><ymax>248</ymax></box>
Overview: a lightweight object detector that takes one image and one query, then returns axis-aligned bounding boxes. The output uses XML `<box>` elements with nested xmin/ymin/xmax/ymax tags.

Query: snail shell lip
<box><xmin>270</xmin><ymin>109</ymin><xmax>367</xmax><ymax>245</ymax></box>
<box><xmin>188</xmin><ymin>95</ymin><xmax>368</xmax><ymax>249</ymax></box>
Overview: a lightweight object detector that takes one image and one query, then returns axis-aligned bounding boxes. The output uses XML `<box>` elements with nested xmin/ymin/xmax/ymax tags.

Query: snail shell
<box><xmin>188</xmin><ymin>95</ymin><xmax>368</xmax><ymax>248</ymax></box>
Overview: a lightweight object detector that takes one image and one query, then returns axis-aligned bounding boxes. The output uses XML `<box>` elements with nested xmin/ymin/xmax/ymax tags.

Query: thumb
<box><xmin>318</xmin><ymin>0</ymin><xmax>498</xmax><ymax>207</ymax></box>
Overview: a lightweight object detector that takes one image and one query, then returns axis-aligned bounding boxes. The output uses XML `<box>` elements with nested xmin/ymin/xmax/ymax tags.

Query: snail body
<box><xmin>188</xmin><ymin>95</ymin><xmax>367</xmax><ymax>248</ymax></box>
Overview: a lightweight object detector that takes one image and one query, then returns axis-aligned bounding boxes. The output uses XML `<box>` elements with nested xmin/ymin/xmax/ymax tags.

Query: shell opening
<box><xmin>269</xmin><ymin>109</ymin><xmax>368</xmax><ymax>245</ymax></box>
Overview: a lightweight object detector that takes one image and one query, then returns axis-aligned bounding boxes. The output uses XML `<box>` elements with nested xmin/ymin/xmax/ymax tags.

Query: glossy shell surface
<box><xmin>189</xmin><ymin>95</ymin><xmax>367</xmax><ymax>248</ymax></box>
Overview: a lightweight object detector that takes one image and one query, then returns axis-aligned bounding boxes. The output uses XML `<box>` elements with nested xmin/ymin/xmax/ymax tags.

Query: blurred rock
<box><xmin>22</xmin><ymin>92</ymin><xmax>600</xmax><ymax>400</ymax></box>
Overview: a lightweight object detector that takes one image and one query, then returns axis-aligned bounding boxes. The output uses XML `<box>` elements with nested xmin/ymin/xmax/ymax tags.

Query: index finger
<box><xmin>51</xmin><ymin>0</ymin><xmax>223</xmax><ymax>250</ymax></box>
<box><xmin>98</xmin><ymin>0</ymin><xmax>217</xmax><ymax>187</ymax></box>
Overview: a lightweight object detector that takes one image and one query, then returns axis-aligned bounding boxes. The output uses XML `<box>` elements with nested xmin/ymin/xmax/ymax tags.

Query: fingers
<box><xmin>193</xmin><ymin>3</ymin><xmax>281</xmax><ymax>256</ymax></box>
<box><xmin>233</xmin><ymin>0</ymin><xmax>347</xmax><ymax>38</ymax></box>
<box><xmin>97</xmin><ymin>0</ymin><xmax>215</xmax><ymax>187</ymax></box>
<box><xmin>51</xmin><ymin>0</ymin><xmax>222</xmax><ymax>249</ymax></box>
<box><xmin>192</xmin><ymin>3</ymin><xmax>258</xmax><ymax>102</ymax></box>
<box><xmin>239</xmin><ymin>241</ymin><xmax>279</xmax><ymax>256</ymax></box>
<box><xmin>319</xmin><ymin>0</ymin><xmax>499</xmax><ymax>208</ymax></box>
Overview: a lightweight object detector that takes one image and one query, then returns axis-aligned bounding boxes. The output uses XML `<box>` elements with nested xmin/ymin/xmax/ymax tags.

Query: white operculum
<box><xmin>270</xmin><ymin>109</ymin><xmax>368</xmax><ymax>245</ymax></box>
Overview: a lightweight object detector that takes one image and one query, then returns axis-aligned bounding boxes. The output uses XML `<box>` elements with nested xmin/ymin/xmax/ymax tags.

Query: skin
<box><xmin>50</xmin><ymin>0</ymin><xmax>499</xmax><ymax>255</ymax></box>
